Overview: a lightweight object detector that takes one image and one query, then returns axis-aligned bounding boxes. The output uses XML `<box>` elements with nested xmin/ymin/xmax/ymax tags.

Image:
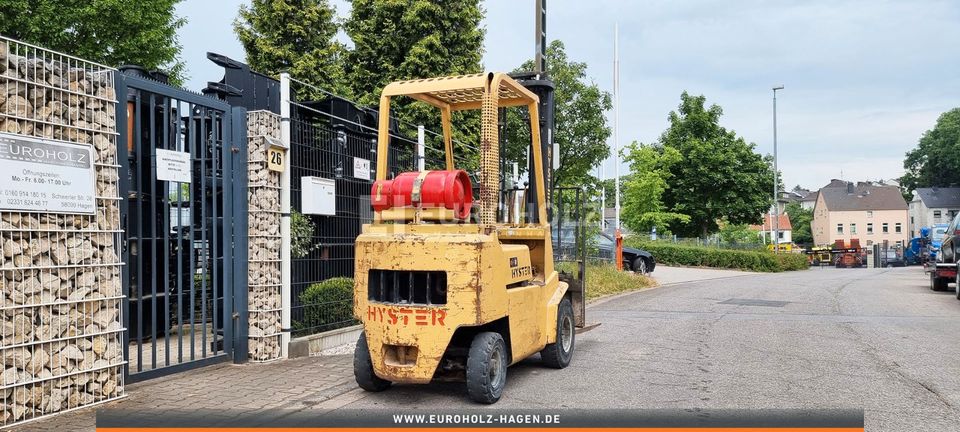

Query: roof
<box><xmin>380</xmin><ymin>73</ymin><xmax>538</xmax><ymax>111</ymax></box>
<box><xmin>914</xmin><ymin>187</ymin><xmax>960</xmax><ymax>209</ymax></box>
<box><xmin>823</xmin><ymin>179</ymin><xmax>849</xmax><ymax>189</ymax></box>
<box><xmin>818</xmin><ymin>182</ymin><xmax>907</xmax><ymax>211</ymax></box>
<box><xmin>749</xmin><ymin>213</ymin><xmax>793</xmax><ymax>231</ymax></box>
<box><xmin>801</xmin><ymin>191</ymin><xmax>818</xmax><ymax>202</ymax></box>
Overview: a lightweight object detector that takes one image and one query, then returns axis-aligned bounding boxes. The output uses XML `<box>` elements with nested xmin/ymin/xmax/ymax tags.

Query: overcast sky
<box><xmin>175</xmin><ymin>0</ymin><xmax>959</xmax><ymax>190</ymax></box>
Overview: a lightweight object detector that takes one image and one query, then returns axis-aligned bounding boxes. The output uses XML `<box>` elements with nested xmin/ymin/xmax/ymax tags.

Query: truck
<box><xmin>832</xmin><ymin>239</ymin><xmax>865</xmax><ymax>268</ymax></box>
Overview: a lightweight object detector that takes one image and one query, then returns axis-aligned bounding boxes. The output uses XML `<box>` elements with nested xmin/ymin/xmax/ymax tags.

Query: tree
<box><xmin>504</xmin><ymin>40</ymin><xmax>613</xmax><ymax>189</ymax></box>
<box><xmin>901</xmin><ymin>108</ymin><xmax>960</xmax><ymax>193</ymax></box>
<box><xmin>784</xmin><ymin>201</ymin><xmax>813</xmax><ymax>245</ymax></box>
<box><xmin>652</xmin><ymin>92</ymin><xmax>775</xmax><ymax>237</ymax></box>
<box><xmin>0</xmin><ymin>0</ymin><xmax>185</xmax><ymax>82</ymax></box>
<box><xmin>344</xmin><ymin>0</ymin><xmax>485</xmax><ymax>166</ymax></box>
<box><xmin>620</xmin><ymin>142</ymin><xmax>690</xmax><ymax>233</ymax></box>
<box><xmin>719</xmin><ymin>222</ymin><xmax>759</xmax><ymax>244</ymax></box>
<box><xmin>234</xmin><ymin>0</ymin><xmax>349</xmax><ymax>98</ymax></box>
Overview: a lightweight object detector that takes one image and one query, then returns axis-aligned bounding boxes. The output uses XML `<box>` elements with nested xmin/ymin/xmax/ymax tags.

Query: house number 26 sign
<box><xmin>265</xmin><ymin>137</ymin><xmax>286</xmax><ymax>173</ymax></box>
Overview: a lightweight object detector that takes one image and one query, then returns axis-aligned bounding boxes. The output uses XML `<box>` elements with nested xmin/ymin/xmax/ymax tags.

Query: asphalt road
<box><xmin>333</xmin><ymin>266</ymin><xmax>960</xmax><ymax>431</ymax></box>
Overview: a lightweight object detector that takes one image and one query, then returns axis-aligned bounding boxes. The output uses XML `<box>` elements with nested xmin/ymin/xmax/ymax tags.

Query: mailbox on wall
<box><xmin>302</xmin><ymin>176</ymin><xmax>336</xmax><ymax>215</ymax></box>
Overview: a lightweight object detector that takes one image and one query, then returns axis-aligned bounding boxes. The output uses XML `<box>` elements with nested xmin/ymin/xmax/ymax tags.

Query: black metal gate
<box><xmin>115</xmin><ymin>71</ymin><xmax>248</xmax><ymax>381</ymax></box>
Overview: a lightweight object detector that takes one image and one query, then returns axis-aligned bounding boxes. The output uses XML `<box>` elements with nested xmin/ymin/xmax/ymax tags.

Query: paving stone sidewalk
<box><xmin>10</xmin><ymin>354</ymin><xmax>355</xmax><ymax>431</ymax></box>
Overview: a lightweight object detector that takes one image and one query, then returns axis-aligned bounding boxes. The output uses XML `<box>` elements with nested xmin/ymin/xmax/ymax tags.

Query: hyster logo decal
<box><xmin>367</xmin><ymin>305</ymin><xmax>446</xmax><ymax>326</ymax></box>
<box><xmin>511</xmin><ymin>265</ymin><xmax>531</xmax><ymax>279</ymax></box>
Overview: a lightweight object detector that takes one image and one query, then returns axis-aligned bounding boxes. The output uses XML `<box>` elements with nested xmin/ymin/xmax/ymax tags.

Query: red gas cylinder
<box><xmin>371</xmin><ymin>170</ymin><xmax>473</xmax><ymax>220</ymax></box>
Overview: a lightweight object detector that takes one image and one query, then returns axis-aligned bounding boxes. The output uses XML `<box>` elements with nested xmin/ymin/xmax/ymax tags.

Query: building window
<box><xmin>867</xmin><ymin>223</ymin><xmax>873</xmax><ymax>234</ymax></box>
<box><xmin>882</xmin><ymin>223</ymin><xmax>889</xmax><ymax>233</ymax></box>
<box><xmin>934</xmin><ymin>210</ymin><xmax>942</xmax><ymax>219</ymax></box>
<box><xmin>837</xmin><ymin>224</ymin><xmax>843</xmax><ymax>234</ymax></box>
<box><xmin>867</xmin><ymin>211</ymin><xmax>873</xmax><ymax>218</ymax></box>
<box><xmin>866</xmin><ymin>240</ymin><xmax>873</xmax><ymax>246</ymax></box>
<box><xmin>911</xmin><ymin>216</ymin><xmax>914</xmax><ymax>224</ymax></box>
<box><xmin>895</xmin><ymin>223</ymin><xmax>902</xmax><ymax>233</ymax></box>
<box><xmin>851</xmin><ymin>223</ymin><xmax>857</xmax><ymax>234</ymax></box>
<box><xmin>778</xmin><ymin>231</ymin><xmax>784</xmax><ymax>239</ymax></box>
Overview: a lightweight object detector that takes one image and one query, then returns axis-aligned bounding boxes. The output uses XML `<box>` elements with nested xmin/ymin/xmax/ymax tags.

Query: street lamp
<box><xmin>772</xmin><ymin>85</ymin><xmax>784</xmax><ymax>253</ymax></box>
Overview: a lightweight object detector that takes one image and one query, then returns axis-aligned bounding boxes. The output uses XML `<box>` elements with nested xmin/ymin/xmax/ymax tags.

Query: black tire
<box><xmin>931</xmin><ymin>273</ymin><xmax>947</xmax><ymax>292</ymax></box>
<box><xmin>354</xmin><ymin>332</ymin><xmax>391</xmax><ymax>392</ymax></box>
<box><xmin>955</xmin><ymin>268</ymin><xmax>960</xmax><ymax>300</ymax></box>
<box><xmin>953</xmin><ymin>265</ymin><xmax>960</xmax><ymax>300</ymax></box>
<box><xmin>466</xmin><ymin>332</ymin><xmax>508</xmax><ymax>404</ymax></box>
<box><xmin>541</xmin><ymin>297</ymin><xmax>575</xmax><ymax>369</ymax></box>
<box><xmin>631</xmin><ymin>257</ymin><xmax>648</xmax><ymax>274</ymax></box>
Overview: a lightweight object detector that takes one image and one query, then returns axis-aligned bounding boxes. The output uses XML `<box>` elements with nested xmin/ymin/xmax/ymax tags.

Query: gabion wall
<box><xmin>0</xmin><ymin>37</ymin><xmax>124</xmax><ymax>426</ymax></box>
<box><xmin>246</xmin><ymin>111</ymin><xmax>282</xmax><ymax>361</ymax></box>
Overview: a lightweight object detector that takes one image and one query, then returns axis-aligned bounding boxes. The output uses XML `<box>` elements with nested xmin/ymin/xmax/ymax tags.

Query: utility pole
<box><xmin>599</xmin><ymin>165</ymin><xmax>605</xmax><ymax>230</ymax></box>
<box><xmin>613</xmin><ymin>23</ymin><xmax>621</xmax><ymax>232</ymax></box>
<box><xmin>535</xmin><ymin>0</ymin><xmax>546</xmax><ymax>74</ymax></box>
<box><xmin>772</xmin><ymin>85</ymin><xmax>784</xmax><ymax>253</ymax></box>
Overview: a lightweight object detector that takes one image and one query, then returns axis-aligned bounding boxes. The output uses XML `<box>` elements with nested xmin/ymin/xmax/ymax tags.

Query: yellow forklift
<box><xmin>352</xmin><ymin>72</ymin><xmax>582</xmax><ymax>403</ymax></box>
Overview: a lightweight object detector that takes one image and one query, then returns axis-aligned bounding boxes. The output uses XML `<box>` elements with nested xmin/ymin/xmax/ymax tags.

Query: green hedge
<box><xmin>626</xmin><ymin>240</ymin><xmax>808</xmax><ymax>272</ymax></box>
<box><xmin>293</xmin><ymin>277</ymin><xmax>356</xmax><ymax>336</ymax></box>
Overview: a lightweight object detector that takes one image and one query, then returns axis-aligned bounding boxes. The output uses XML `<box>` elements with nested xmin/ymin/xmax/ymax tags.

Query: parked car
<box><xmin>937</xmin><ymin>214</ymin><xmax>960</xmax><ymax>264</ymax></box>
<box><xmin>551</xmin><ymin>229</ymin><xmax>656</xmax><ymax>274</ymax></box>
<box><xmin>881</xmin><ymin>249</ymin><xmax>906</xmax><ymax>267</ymax></box>
<box><xmin>596</xmin><ymin>233</ymin><xmax>656</xmax><ymax>274</ymax></box>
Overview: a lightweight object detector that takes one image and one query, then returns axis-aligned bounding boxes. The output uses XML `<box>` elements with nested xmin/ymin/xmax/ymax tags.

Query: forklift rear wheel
<box><xmin>354</xmin><ymin>332</ymin><xmax>391</xmax><ymax>392</ymax></box>
<box><xmin>540</xmin><ymin>297</ymin><xmax>575</xmax><ymax>369</ymax></box>
<box><xmin>466</xmin><ymin>332</ymin><xmax>507</xmax><ymax>404</ymax></box>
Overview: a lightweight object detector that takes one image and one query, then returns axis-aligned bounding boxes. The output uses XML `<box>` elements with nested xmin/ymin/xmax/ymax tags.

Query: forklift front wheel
<box><xmin>466</xmin><ymin>332</ymin><xmax>508</xmax><ymax>404</ymax></box>
<box><xmin>354</xmin><ymin>332</ymin><xmax>392</xmax><ymax>392</ymax></box>
<box><xmin>540</xmin><ymin>297</ymin><xmax>575</xmax><ymax>369</ymax></box>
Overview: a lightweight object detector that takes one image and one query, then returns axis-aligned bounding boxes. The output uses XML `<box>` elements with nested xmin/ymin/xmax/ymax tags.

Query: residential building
<box><xmin>811</xmin><ymin>181</ymin><xmax>909</xmax><ymax>247</ymax></box>
<box><xmin>799</xmin><ymin>191</ymin><xmax>818</xmax><ymax>210</ymax></box>
<box><xmin>750</xmin><ymin>213</ymin><xmax>793</xmax><ymax>245</ymax></box>
<box><xmin>908</xmin><ymin>187</ymin><xmax>960</xmax><ymax>238</ymax></box>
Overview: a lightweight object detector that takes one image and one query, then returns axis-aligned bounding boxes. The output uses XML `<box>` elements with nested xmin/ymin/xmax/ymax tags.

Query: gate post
<box><xmin>231</xmin><ymin>107</ymin><xmax>250</xmax><ymax>362</ymax></box>
<box><xmin>279</xmin><ymin>73</ymin><xmax>292</xmax><ymax>358</ymax></box>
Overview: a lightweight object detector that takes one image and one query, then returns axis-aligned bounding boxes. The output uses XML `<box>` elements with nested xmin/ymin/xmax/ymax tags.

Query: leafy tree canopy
<box><xmin>0</xmin><ymin>0</ymin><xmax>185</xmax><ymax>83</ymax></box>
<box><xmin>234</xmin><ymin>0</ymin><xmax>350</xmax><ymax>98</ymax></box>
<box><xmin>636</xmin><ymin>92</ymin><xmax>775</xmax><ymax>237</ymax></box>
<box><xmin>344</xmin><ymin>0</ymin><xmax>484</xmax><ymax>168</ymax></box>
<box><xmin>504</xmin><ymin>40</ymin><xmax>612</xmax><ymax>189</ymax></box>
<box><xmin>901</xmin><ymin>108</ymin><xmax>960</xmax><ymax>193</ymax></box>
<box><xmin>621</xmin><ymin>142</ymin><xmax>690</xmax><ymax>233</ymax></box>
<box><xmin>784</xmin><ymin>201</ymin><xmax>813</xmax><ymax>246</ymax></box>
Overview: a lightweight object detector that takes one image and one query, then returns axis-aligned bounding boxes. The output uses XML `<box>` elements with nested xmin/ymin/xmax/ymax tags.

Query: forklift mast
<box><xmin>510</xmin><ymin>0</ymin><xmax>555</xmax><ymax>224</ymax></box>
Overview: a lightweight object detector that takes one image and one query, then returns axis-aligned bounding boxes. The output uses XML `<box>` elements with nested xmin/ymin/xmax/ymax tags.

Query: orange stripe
<box><xmin>96</xmin><ymin>428</ymin><xmax>865</xmax><ymax>432</ymax></box>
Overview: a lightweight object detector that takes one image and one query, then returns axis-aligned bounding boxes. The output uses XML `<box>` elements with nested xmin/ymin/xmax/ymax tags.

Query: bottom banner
<box><xmin>95</xmin><ymin>408</ymin><xmax>864</xmax><ymax>431</ymax></box>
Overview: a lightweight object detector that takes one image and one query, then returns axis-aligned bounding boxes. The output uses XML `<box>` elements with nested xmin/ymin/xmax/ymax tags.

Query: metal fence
<box><xmin>647</xmin><ymin>236</ymin><xmax>770</xmax><ymax>251</ymax></box>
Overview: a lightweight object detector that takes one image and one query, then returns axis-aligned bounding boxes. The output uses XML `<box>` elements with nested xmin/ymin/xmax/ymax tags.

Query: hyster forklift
<box><xmin>352</xmin><ymin>72</ymin><xmax>583</xmax><ymax>403</ymax></box>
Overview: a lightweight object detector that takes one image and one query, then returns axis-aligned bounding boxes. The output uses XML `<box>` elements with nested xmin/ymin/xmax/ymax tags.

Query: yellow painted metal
<box><xmin>358</xmin><ymin>72</ymin><xmax>566</xmax><ymax>384</ymax></box>
<box><xmin>378</xmin><ymin>207</ymin><xmax>457</xmax><ymax>222</ymax></box>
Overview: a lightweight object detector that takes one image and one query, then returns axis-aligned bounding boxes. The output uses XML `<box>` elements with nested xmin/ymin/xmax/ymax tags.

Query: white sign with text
<box><xmin>156</xmin><ymin>149</ymin><xmax>192</xmax><ymax>183</ymax></box>
<box><xmin>0</xmin><ymin>133</ymin><xmax>96</xmax><ymax>214</ymax></box>
<box><xmin>353</xmin><ymin>157</ymin><xmax>371</xmax><ymax>181</ymax></box>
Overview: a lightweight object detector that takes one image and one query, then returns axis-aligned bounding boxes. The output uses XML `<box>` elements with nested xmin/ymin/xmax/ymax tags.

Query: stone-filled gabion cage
<box><xmin>246</xmin><ymin>111</ymin><xmax>282</xmax><ymax>362</ymax></box>
<box><xmin>0</xmin><ymin>37</ymin><xmax>125</xmax><ymax>426</ymax></box>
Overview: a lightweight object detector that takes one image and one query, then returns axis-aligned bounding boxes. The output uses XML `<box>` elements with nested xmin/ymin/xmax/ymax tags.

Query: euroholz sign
<box><xmin>0</xmin><ymin>132</ymin><xmax>96</xmax><ymax>214</ymax></box>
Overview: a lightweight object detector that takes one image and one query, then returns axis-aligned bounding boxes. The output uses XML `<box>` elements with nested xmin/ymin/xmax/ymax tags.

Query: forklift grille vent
<box><xmin>368</xmin><ymin>270</ymin><xmax>448</xmax><ymax>305</ymax></box>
